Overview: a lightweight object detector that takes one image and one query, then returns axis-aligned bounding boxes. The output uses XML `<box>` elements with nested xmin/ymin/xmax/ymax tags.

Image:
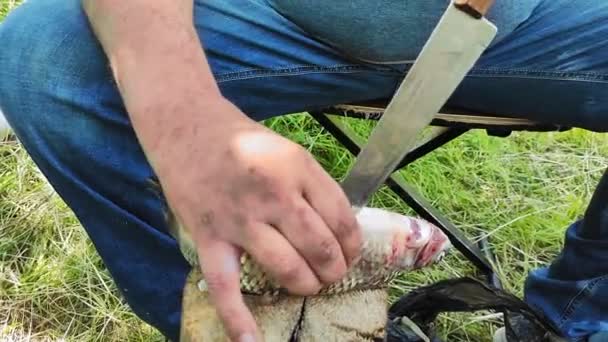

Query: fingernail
<box><xmin>239</xmin><ymin>333</ymin><xmax>256</xmax><ymax>342</ymax></box>
<box><xmin>197</xmin><ymin>279</ymin><xmax>208</xmax><ymax>292</ymax></box>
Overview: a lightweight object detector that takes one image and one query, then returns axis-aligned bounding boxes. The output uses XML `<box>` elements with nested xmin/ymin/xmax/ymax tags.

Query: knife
<box><xmin>341</xmin><ymin>0</ymin><xmax>497</xmax><ymax>210</ymax></box>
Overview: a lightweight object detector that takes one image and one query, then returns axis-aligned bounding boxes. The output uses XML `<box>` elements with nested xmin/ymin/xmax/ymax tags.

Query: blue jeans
<box><xmin>1</xmin><ymin>0</ymin><xmax>607</xmax><ymax>341</ymax></box>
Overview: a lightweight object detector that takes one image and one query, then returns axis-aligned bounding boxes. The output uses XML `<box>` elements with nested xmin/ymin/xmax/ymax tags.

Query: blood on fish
<box><xmin>390</xmin><ymin>240</ymin><xmax>398</xmax><ymax>264</ymax></box>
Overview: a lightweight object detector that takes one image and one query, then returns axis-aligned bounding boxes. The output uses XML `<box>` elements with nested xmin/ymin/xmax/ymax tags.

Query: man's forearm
<box><xmin>81</xmin><ymin>0</ymin><xmax>227</xmax><ymax>160</ymax></box>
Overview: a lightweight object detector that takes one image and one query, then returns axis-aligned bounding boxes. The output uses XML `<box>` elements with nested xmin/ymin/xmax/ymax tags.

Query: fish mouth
<box><xmin>413</xmin><ymin>227</ymin><xmax>451</xmax><ymax>268</ymax></box>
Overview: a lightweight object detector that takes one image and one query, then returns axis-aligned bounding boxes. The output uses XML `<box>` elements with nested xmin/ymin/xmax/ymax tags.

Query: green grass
<box><xmin>2</xmin><ymin>2</ymin><xmax>607</xmax><ymax>341</ymax></box>
<box><xmin>3</xmin><ymin>114</ymin><xmax>606</xmax><ymax>341</ymax></box>
<box><xmin>0</xmin><ymin>0</ymin><xmax>18</xmax><ymax>18</ymax></box>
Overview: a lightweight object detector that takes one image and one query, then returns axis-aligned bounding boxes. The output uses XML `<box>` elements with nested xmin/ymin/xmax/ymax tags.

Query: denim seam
<box><xmin>384</xmin><ymin>63</ymin><xmax>608</xmax><ymax>81</ymax></box>
<box><xmin>216</xmin><ymin>63</ymin><xmax>608</xmax><ymax>84</ymax></box>
<box><xmin>468</xmin><ymin>68</ymin><xmax>608</xmax><ymax>82</ymax></box>
<box><xmin>465</xmin><ymin>74</ymin><xmax>608</xmax><ymax>84</ymax></box>
<box><xmin>557</xmin><ymin>274</ymin><xmax>608</xmax><ymax>329</ymax></box>
<box><xmin>215</xmin><ymin>64</ymin><xmax>400</xmax><ymax>83</ymax></box>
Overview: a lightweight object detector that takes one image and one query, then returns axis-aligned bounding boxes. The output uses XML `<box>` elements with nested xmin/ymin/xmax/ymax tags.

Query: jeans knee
<box><xmin>0</xmin><ymin>0</ymin><xmax>112</xmax><ymax>123</ymax></box>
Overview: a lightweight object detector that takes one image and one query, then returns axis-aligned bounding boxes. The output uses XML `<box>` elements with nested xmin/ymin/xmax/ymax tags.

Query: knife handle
<box><xmin>453</xmin><ymin>0</ymin><xmax>495</xmax><ymax>18</ymax></box>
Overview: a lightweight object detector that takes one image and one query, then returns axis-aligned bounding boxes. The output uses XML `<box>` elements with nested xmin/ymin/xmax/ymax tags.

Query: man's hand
<box><xmin>81</xmin><ymin>1</ymin><xmax>362</xmax><ymax>341</ymax></box>
<box><xmin>158</xmin><ymin>99</ymin><xmax>362</xmax><ymax>341</ymax></box>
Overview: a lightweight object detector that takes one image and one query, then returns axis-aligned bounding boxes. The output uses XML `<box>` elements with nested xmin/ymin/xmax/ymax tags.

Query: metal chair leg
<box><xmin>395</xmin><ymin>126</ymin><xmax>467</xmax><ymax>169</ymax></box>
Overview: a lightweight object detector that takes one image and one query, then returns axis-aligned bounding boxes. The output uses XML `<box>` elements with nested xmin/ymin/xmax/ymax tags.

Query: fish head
<box><xmin>413</xmin><ymin>223</ymin><xmax>451</xmax><ymax>268</ymax></box>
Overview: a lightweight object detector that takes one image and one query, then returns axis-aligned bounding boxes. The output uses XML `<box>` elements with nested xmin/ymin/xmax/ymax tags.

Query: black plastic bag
<box><xmin>385</xmin><ymin>277</ymin><xmax>567</xmax><ymax>342</ymax></box>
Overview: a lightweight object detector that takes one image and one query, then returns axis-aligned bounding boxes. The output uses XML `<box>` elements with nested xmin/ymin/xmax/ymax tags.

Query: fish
<box><xmin>169</xmin><ymin>205</ymin><xmax>451</xmax><ymax>297</ymax></box>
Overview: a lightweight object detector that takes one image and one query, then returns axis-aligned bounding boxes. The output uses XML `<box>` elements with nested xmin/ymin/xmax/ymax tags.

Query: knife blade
<box><xmin>341</xmin><ymin>0</ymin><xmax>497</xmax><ymax>210</ymax></box>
